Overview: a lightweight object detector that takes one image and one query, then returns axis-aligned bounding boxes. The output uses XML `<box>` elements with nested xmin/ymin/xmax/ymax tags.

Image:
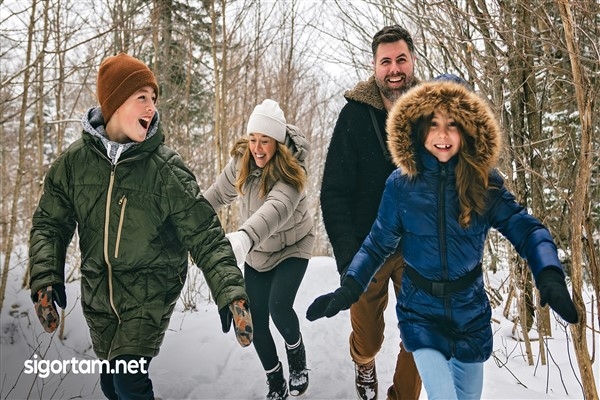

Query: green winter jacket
<box><xmin>29</xmin><ymin>108</ymin><xmax>247</xmax><ymax>361</ymax></box>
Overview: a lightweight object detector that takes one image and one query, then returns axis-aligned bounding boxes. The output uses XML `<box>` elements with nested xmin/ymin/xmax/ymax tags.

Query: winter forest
<box><xmin>1</xmin><ymin>0</ymin><xmax>599</xmax><ymax>399</ymax></box>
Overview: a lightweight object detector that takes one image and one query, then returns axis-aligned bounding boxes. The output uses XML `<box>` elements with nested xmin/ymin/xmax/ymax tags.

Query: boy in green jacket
<box><xmin>28</xmin><ymin>53</ymin><xmax>251</xmax><ymax>400</ymax></box>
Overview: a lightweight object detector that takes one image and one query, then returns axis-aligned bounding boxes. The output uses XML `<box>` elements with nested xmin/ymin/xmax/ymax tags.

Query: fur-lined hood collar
<box><xmin>386</xmin><ymin>80</ymin><xmax>502</xmax><ymax>177</ymax></box>
<box><xmin>344</xmin><ymin>76</ymin><xmax>421</xmax><ymax>111</ymax></box>
<box><xmin>344</xmin><ymin>76</ymin><xmax>386</xmax><ymax>111</ymax></box>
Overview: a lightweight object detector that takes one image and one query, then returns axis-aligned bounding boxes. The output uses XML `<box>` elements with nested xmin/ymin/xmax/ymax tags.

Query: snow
<box><xmin>1</xmin><ymin>256</ymin><xmax>596</xmax><ymax>399</ymax></box>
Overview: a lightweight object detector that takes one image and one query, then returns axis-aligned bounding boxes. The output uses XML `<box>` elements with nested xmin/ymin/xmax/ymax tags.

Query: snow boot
<box><xmin>266</xmin><ymin>362</ymin><xmax>288</xmax><ymax>400</ymax></box>
<box><xmin>355</xmin><ymin>359</ymin><xmax>378</xmax><ymax>400</ymax></box>
<box><xmin>286</xmin><ymin>337</ymin><xmax>308</xmax><ymax>396</ymax></box>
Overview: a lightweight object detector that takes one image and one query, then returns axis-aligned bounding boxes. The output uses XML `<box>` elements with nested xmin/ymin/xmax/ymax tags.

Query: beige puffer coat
<box><xmin>204</xmin><ymin>125</ymin><xmax>314</xmax><ymax>271</ymax></box>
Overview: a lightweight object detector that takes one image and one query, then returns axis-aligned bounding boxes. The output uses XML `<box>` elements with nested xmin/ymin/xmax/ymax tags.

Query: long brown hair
<box><xmin>416</xmin><ymin>114</ymin><xmax>489</xmax><ymax>228</ymax></box>
<box><xmin>232</xmin><ymin>137</ymin><xmax>306</xmax><ymax>198</ymax></box>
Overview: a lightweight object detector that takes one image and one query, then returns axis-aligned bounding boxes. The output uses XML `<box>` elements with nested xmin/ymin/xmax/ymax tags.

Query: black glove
<box><xmin>219</xmin><ymin>304</ymin><xmax>233</xmax><ymax>333</ymax></box>
<box><xmin>306</xmin><ymin>276</ymin><xmax>363</xmax><ymax>321</ymax></box>
<box><xmin>339</xmin><ymin>263</ymin><xmax>351</xmax><ymax>285</ymax></box>
<box><xmin>537</xmin><ymin>267</ymin><xmax>578</xmax><ymax>324</ymax></box>
<box><xmin>219</xmin><ymin>299</ymin><xmax>253</xmax><ymax>347</ymax></box>
<box><xmin>32</xmin><ymin>284</ymin><xmax>66</xmax><ymax>333</ymax></box>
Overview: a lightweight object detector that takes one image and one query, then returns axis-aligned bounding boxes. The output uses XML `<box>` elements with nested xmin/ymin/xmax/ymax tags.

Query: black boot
<box><xmin>286</xmin><ymin>337</ymin><xmax>308</xmax><ymax>396</ymax></box>
<box><xmin>266</xmin><ymin>362</ymin><xmax>288</xmax><ymax>400</ymax></box>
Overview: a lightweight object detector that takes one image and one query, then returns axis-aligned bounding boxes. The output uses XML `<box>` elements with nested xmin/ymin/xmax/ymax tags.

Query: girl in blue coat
<box><xmin>307</xmin><ymin>78</ymin><xmax>578</xmax><ymax>399</ymax></box>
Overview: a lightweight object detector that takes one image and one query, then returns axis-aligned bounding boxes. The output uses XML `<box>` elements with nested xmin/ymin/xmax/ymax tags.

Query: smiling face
<box><xmin>105</xmin><ymin>86</ymin><xmax>157</xmax><ymax>143</ymax></box>
<box><xmin>374</xmin><ymin>40</ymin><xmax>416</xmax><ymax>110</ymax></box>
<box><xmin>424</xmin><ymin>110</ymin><xmax>462</xmax><ymax>163</ymax></box>
<box><xmin>248</xmin><ymin>133</ymin><xmax>277</xmax><ymax>168</ymax></box>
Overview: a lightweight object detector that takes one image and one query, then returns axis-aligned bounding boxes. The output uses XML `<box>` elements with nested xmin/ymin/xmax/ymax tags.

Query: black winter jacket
<box><xmin>320</xmin><ymin>76</ymin><xmax>416</xmax><ymax>273</ymax></box>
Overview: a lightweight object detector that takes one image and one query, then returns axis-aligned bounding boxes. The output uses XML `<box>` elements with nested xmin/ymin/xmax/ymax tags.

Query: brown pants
<box><xmin>349</xmin><ymin>253</ymin><xmax>422</xmax><ymax>400</ymax></box>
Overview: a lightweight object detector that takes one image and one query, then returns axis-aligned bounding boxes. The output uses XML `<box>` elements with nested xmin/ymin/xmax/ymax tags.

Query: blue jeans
<box><xmin>99</xmin><ymin>355</ymin><xmax>154</xmax><ymax>400</ymax></box>
<box><xmin>413</xmin><ymin>348</ymin><xmax>483</xmax><ymax>399</ymax></box>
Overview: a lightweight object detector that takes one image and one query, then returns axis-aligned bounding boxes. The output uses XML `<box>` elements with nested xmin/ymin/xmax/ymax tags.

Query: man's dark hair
<box><xmin>371</xmin><ymin>25</ymin><xmax>415</xmax><ymax>58</ymax></box>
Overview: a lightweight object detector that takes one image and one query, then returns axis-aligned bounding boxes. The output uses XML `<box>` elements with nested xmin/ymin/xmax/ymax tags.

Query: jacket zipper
<box><xmin>115</xmin><ymin>195</ymin><xmax>127</xmax><ymax>258</ymax></box>
<box><xmin>104</xmin><ymin>166</ymin><xmax>122</xmax><ymax>328</ymax></box>
<box><xmin>438</xmin><ymin>163</ymin><xmax>454</xmax><ymax>356</ymax></box>
<box><xmin>90</xmin><ymin>141</ymin><xmax>144</xmax><ymax>359</ymax></box>
<box><xmin>438</xmin><ymin>164</ymin><xmax>449</xmax><ymax>277</ymax></box>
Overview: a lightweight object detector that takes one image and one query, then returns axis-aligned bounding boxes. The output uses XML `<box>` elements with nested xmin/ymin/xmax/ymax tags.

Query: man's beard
<box><xmin>376</xmin><ymin>74</ymin><xmax>417</xmax><ymax>103</ymax></box>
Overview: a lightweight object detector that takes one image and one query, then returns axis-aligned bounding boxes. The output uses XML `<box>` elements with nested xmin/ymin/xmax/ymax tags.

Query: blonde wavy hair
<box><xmin>231</xmin><ymin>137</ymin><xmax>306</xmax><ymax>198</ymax></box>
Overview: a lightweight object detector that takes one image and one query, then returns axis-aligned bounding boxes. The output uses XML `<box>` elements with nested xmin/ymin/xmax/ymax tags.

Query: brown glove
<box><xmin>34</xmin><ymin>285</ymin><xmax>65</xmax><ymax>333</ymax></box>
<box><xmin>220</xmin><ymin>299</ymin><xmax>253</xmax><ymax>347</ymax></box>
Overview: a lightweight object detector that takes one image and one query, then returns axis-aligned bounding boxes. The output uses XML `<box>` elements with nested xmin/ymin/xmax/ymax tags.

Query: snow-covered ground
<box><xmin>1</xmin><ymin>256</ymin><xmax>597</xmax><ymax>399</ymax></box>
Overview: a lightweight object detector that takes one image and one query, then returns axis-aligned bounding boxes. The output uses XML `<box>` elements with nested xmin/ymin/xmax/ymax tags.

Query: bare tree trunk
<box><xmin>53</xmin><ymin>7</ymin><xmax>66</xmax><ymax>155</ymax></box>
<box><xmin>518</xmin><ymin>261</ymin><xmax>535</xmax><ymax>365</ymax></box>
<box><xmin>34</xmin><ymin>0</ymin><xmax>50</xmax><ymax>214</ymax></box>
<box><xmin>207</xmin><ymin>0</ymin><xmax>229</xmax><ymax>230</ymax></box>
<box><xmin>555</xmin><ymin>1</ymin><xmax>598</xmax><ymax>398</ymax></box>
<box><xmin>1</xmin><ymin>0</ymin><xmax>39</xmax><ymax>312</ymax></box>
<box><xmin>584</xmin><ymin>207</ymin><xmax>600</xmax><ymax>331</ymax></box>
<box><xmin>208</xmin><ymin>0</ymin><xmax>224</xmax><ymax>174</ymax></box>
<box><xmin>0</xmin><ymin>96</ymin><xmax>5</xmax><ymax>260</ymax></box>
<box><xmin>518</xmin><ymin>1</ymin><xmax>554</xmax><ymax>345</ymax></box>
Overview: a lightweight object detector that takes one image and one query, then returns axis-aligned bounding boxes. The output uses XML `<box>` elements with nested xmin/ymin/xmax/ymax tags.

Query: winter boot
<box><xmin>266</xmin><ymin>362</ymin><xmax>289</xmax><ymax>400</ymax></box>
<box><xmin>286</xmin><ymin>337</ymin><xmax>308</xmax><ymax>396</ymax></box>
<box><xmin>355</xmin><ymin>359</ymin><xmax>378</xmax><ymax>400</ymax></box>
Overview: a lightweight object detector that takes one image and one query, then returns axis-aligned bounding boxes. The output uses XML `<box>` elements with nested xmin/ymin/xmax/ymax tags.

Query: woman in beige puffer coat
<box><xmin>204</xmin><ymin>99</ymin><xmax>314</xmax><ymax>400</ymax></box>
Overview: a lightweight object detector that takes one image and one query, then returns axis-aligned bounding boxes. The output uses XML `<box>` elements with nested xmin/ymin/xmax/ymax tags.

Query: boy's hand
<box><xmin>537</xmin><ymin>268</ymin><xmax>578</xmax><ymax>324</ymax></box>
<box><xmin>219</xmin><ymin>299</ymin><xmax>253</xmax><ymax>347</ymax></box>
<box><xmin>306</xmin><ymin>276</ymin><xmax>363</xmax><ymax>321</ymax></box>
<box><xmin>33</xmin><ymin>285</ymin><xmax>66</xmax><ymax>333</ymax></box>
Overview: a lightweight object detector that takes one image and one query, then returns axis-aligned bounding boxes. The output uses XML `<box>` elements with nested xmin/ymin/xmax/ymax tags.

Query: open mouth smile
<box><xmin>388</xmin><ymin>76</ymin><xmax>405</xmax><ymax>84</ymax></box>
<box><xmin>139</xmin><ymin>117</ymin><xmax>151</xmax><ymax>129</ymax></box>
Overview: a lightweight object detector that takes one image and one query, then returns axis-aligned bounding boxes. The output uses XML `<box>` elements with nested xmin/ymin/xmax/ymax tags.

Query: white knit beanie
<box><xmin>246</xmin><ymin>99</ymin><xmax>287</xmax><ymax>143</ymax></box>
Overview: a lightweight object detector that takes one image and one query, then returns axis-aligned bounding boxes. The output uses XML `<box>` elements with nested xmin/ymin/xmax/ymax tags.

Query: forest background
<box><xmin>0</xmin><ymin>0</ymin><xmax>598</xmax><ymax>398</ymax></box>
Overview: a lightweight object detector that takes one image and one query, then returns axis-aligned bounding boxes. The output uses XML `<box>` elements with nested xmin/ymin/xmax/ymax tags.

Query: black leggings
<box><xmin>244</xmin><ymin>257</ymin><xmax>308</xmax><ymax>371</ymax></box>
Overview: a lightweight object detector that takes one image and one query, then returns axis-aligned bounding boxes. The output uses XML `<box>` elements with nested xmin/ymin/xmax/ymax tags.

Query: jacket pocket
<box><xmin>115</xmin><ymin>195</ymin><xmax>127</xmax><ymax>258</ymax></box>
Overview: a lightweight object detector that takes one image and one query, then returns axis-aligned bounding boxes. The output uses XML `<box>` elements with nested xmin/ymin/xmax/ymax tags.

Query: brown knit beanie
<box><xmin>97</xmin><ymin>53</ymin><xmax>159</xmax><ymax>123</ymax></box>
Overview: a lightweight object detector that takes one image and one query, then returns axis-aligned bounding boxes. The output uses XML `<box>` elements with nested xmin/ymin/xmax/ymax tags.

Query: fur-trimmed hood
<box><xmin>386</xmin><ymin>80</ymin><xmax>502</xmax><ymax>177</ymax></box>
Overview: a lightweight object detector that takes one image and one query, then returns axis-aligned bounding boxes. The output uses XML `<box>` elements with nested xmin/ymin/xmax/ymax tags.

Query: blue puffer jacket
<box><xmin>345</xmin><ymin>80</ymin><xmax>565</xmax><ymax>362</ymax></box>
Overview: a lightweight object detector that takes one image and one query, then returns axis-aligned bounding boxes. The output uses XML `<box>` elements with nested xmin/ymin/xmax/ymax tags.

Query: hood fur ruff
<box><xmin>386</xmin><ymin>80</ymin><xmax>502</xmax><ymax>177</ymax></box>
